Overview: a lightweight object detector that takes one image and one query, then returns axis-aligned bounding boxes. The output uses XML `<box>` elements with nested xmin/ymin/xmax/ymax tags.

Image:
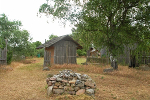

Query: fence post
<box><xmin>43</xmin><ymin>39</ymin><xmax>50</xmax><ymax>71</ymax></box>
<box><xmin>5</xmin><ymin>39</ymin><xmax>7</xmax><ymax>65</ymax></box>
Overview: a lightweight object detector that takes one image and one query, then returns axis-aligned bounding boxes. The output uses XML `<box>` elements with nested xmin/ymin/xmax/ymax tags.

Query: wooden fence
<box><xmin>0</xmin><ymin>40</ymin><xmax>7</xmax><ymax>66</ymax></box>
<box><xmin>87</xmin><ymin>53</ymin><xmax>150</xmax><ymax>66</ymax></box>
<box><xmin>0</xmin><ymin>48</ymin><xmax>7</xmax><ymax>65</ymax></box>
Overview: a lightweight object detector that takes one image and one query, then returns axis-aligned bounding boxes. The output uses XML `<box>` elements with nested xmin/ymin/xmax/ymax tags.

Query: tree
<box><xmin>39</xmin><ymin>0</ymin><xmax>150</xmax><ymax>68</ymax></box>
<box><xmin>49</xmin><ymin>34</ymin><xmax>58</xmax><ymax>40</ymax></box>
<box><xmin>0</xmin><ymin>14</ymin><xmax>33</xmax><ymax>61</ymax></box>
<box><xmin>32</xmin><ymin>41</ymin><xmax>44</xmax><ymax>57</ymax></box>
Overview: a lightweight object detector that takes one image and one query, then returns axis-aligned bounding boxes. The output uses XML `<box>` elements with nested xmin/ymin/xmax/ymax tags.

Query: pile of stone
<box><xmin>46</xmin><ymin>69</ymin><xmax>96</xmax><ymax>96</ymax></box>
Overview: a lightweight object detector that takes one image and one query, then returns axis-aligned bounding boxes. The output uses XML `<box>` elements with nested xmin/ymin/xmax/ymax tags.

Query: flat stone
<box><xmin>62</xmin><ymin>80</ymin><xmax>68</xmax><ymax>83</ymax></box>
<box><xmin>64</xmin><ymin>86</ymin><xmax>74</xmax><ymax>91</ymax></box>
<box><xmin>75</xmin><ymin>73</ymin><xmax>81</xmax><ymax>80</ymax></box>
<box><xmin>55</xmin><ymin>82</ymin><xmax>61</xmax><ymax>86</ymax></box>
<box><xmin>69</xmin><ymin>80</ymin><xmax>76</xmax><ymax>84</ymax></box>
<box><xmin>47</xmin><ymin>86</ymin><xmax>53</xmax><ymax>96</ymax></box>
<box><xmin>103</xmin><ymin>68</ymin><xmax>114</xmax><ymax>72</ymax></box>
<box><xmin>48</xmin><ymin>81</ymin><xmax>52</xmax><ymax>86</ymax></box>
<box><xmin>53</xmin><ymin>86</ymin><xmax>59</xmax><ymax>89</ymax></box>
<box><xmin>59</xmin><ymin>85</ymin><xmax>64</xmax><ymax>89</ymax></box>
<box><xmin>85</xmin><ymin>81</ymin><xmax>96</xmax><ymax>88</ymax></box>
<box><xmin>81</xmin><ymin>74</ymin><xmax>88</xmax><ymax>79</ymax></box>
<box><xmin>53</xmin><ymin>75</ymin><xmax>60</xmax><ymax>78</ymax></box>
<box><xmin>51</xmin><ymin>81</ymin><xmax>56</xmax><ymax>84</ymax></box>
<box><xmin>76</xmin><ymin>89</ymin><xmax>85</xmax><ymax>95</ymax></box>
<box><xmin>53</xmin><ymin>89</ymin><xmax>64</xmax><ymax>94</ymax></box>
<box><xmin>65</xmin><ymin>91</ymin><xmax>76</xmax><ymax>95</ymax></box>
<box><xmin>50</xmin><ymin>77</ymin><xmax>56</xmax><ymax>81</ymax></box>
<box><xmin>43</xmin><ymin>67</ymin><xmax>50</xmax><ymax>71</ymax></box>
<box><xmin>86</xmin><ymin>89</ymin><xmax>95</xmax><ymax>94</ymax></box>
<box><xmin>56</xmin><ymin>78</ymin><xmax>63</xmax><ymax>82</ymax></box>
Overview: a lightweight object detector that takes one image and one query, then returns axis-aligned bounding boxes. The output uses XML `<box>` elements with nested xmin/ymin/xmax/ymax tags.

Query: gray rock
<box><xmin>53</xmin><ymin>75</ymin><xmax>60</xmax><ymax>78</ymax></box>
<box><xmin>43</xmin><ymin>67</ymin><xmax>50</xmax><ymax>71</ymax></box>
<box><xmin>56</xmin><ymin>78</ymin><xmax>63</xmax><ymax>82</ymax></box>
<box><xmin>86</xmin><ymin>89</ymin><xmax>95</xmax><ymax>94</ymax></box>
<box><xmin>85</xmin><ymin>81</ymin><xmax>96</xmax><ymax>88</ymax></box>
<box><xmin>75</xmin><ymin>73</ymin><xmax>81</xmax><ymax>80</ymax></box>
<box><xmin>103</xmin><ymin>68</ymin><xmax>114</xmax><ymax>72</ymax></box>
<box><xmin>47</xmin><ymin>86</ymin><xmax>53</xmax><ymax>96</ymax></box>
<box><xmin>52</xmin><ymin>89</ymin><xmax>64</xmax><ymax>94</ymax></box>
<box><xmin>81</xmin><ymin>74</ymin><xmax>88</xmax><ymax>79</ymax></box>
<box><xmin>50</xmin><ymin>77</ymin><xmax>56</xmax><ymax>81</ymax></box>
<box><xmin>76</xmin><ymin>81</ymin><xmax>84</xmax><ymax>87</ymax></box>
<box><xmin>51</xmin><ymin>81</ymin><xmax>56</xmax><ymax>84</ymax></box>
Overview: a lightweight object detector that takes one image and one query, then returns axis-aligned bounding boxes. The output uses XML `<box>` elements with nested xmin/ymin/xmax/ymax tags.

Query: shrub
<box><xmin>7</xmin><ymin>51</ymin><xmax>13</xmax><ymax>64</ymax></box>
<box><xmin>77</xmin><ymin>49</ymin><xmax>86</xmax><ymax>56</ymax></box>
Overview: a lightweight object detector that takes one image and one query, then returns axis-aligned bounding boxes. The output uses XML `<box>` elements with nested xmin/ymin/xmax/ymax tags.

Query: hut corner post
<box><xmin>5</xmin><ymin>39</ymin><xmax>7</xmax><ymax>65</ymax></box>
<box><xmin>43</xmin><ymin>39</ymin><xmax>50</xmax><ymax>71</ymax></box>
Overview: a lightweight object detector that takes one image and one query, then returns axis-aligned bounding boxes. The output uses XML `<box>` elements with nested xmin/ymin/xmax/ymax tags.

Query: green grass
<box><xmin>77</xmin><ymin>57</ymin><xmax>86</xmax><ymax>64</ymax></box>
<box><xmin>18</xmin><ymin>63</ymin><xmax>42</xmax><ymax>71</ymax></box>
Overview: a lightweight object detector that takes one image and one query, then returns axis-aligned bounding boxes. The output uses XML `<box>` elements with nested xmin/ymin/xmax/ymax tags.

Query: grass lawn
<box><xmin>0</xmin><ymin>58</ymin><xmax>150</xmax><ymax>100</ymax></box>
<box><xmin>77</xmin><ymin>57</ymin><xmax>86</xmax><ymax>64</ymax></box>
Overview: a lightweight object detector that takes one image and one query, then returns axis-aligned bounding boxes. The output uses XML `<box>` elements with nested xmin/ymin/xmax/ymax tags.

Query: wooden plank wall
<box><xmin>54</xmin><ymin>40</ymin><xmax>77</xmax><ymax>64</ymax></box>
<box><xmin>44</xmin><ymin>50</ymin><xmax>51</xmax><ymax>66</ymax></box>
<box><xmin>0</xmin><ymin>47</ymin><xmax>7</xmax><ymax>65</ymax></box>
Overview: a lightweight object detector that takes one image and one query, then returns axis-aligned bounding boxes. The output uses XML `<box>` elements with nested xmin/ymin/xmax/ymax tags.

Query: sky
<box><xmin>0</xmin><ymin>0</ymin><xmax>72</xmax><ymax>43</ymax></box>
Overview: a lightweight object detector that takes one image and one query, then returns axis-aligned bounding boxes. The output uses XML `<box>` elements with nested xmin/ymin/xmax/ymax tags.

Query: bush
<box><xmin>7</xmin><ymin>51</ymin><xmax>13</xmax><ymax>64</ymax></box>
<box><xmin>77</xmin><ymin>49</ymin><xmax>86</xmax><ymax>56</ymax></box>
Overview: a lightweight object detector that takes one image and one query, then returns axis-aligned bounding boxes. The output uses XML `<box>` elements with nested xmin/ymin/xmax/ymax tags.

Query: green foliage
<box><xmin>77</xmin><ymin>49</ymin><xmax>86</xmax><ymax>56</ymax></box>
<box><xmin>0</xmin><ymin>14</ymin><xmax>35</xmax><ymax>58</ymax></box>
<box><xmin>49</xmin><ymin>34</ymin><xmax>58</xmax><ymax>40</ymax></box>
<box><xmin>37</xmin><ymin>49</ymin><xmax>44</xmax><ymax>57</ymax></box>
<box><xmin>39</xmin><ymin>0</ymin><xmax>150</xmax><ymax>57</ymax></box>
<box><xmin>7</xmin><ymin>51</ymin><xmax>13</xmax><ymax>64</ymax></box>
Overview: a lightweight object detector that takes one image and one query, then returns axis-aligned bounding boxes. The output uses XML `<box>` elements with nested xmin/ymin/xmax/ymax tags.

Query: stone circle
<box><xmin>46</xmin><ymin>69</ymin><xmax>96</xmax><ymax>96</ymax></box>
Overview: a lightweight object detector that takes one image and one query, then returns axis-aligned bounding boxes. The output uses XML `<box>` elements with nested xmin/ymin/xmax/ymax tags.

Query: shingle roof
<box><xmin>36</xmin><ymin>35</ymin><xmax>82</xmax><ymax>49</ymax></box>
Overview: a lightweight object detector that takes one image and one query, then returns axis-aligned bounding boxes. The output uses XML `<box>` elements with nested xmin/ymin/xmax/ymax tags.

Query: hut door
<box><xmin>44</xmin><ymin>51</ymin><xmax>51</xmax><ymax>66</ymax></box>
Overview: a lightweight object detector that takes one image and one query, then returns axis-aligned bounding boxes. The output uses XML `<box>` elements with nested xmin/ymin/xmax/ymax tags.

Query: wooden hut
<box><xmin>36</xmin><ymin>35</ymin><xmax>82</xmax><ymax>65</ymax></box>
